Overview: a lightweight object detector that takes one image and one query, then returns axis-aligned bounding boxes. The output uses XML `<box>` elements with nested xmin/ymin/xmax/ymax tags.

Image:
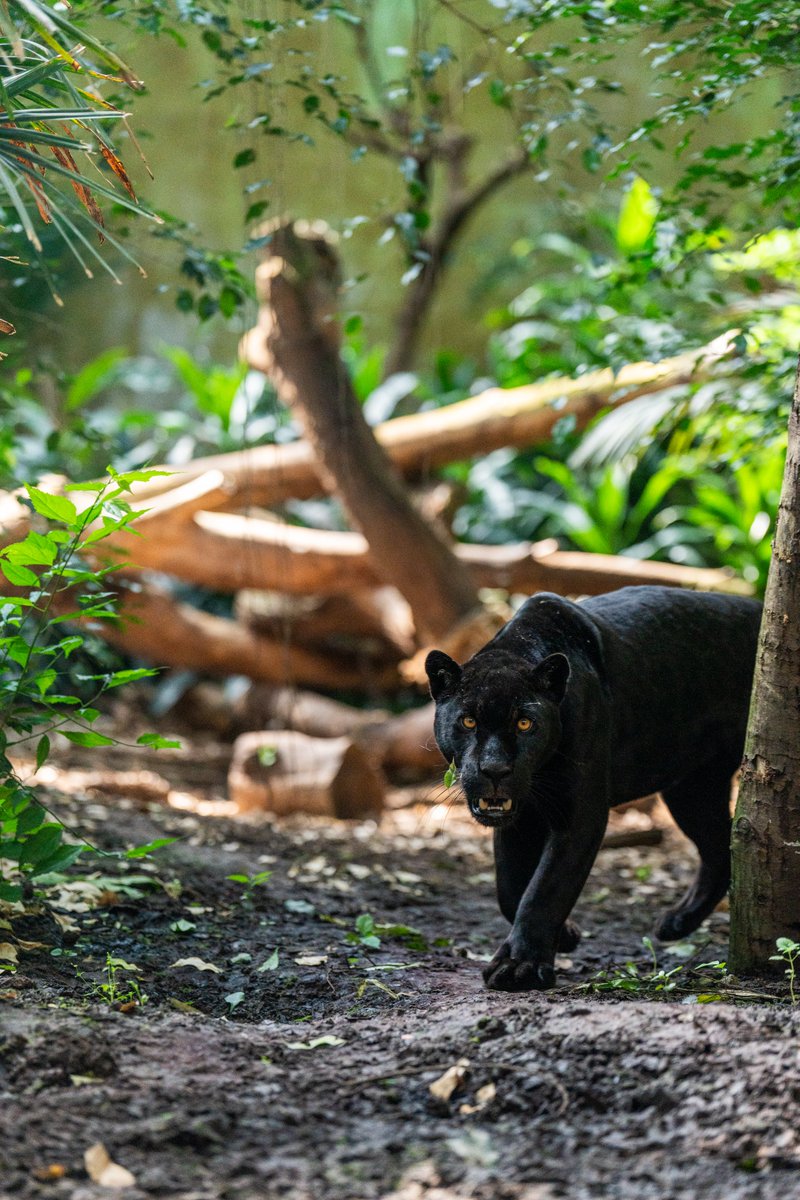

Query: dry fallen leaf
<box><xmin>429</xmin><ymin>1058</ymin><xmax>470</xmax><ymax>1102</ymax></box>
<box><xmin>169</xmin><ymin>957</ymin><xmax>222</xmax><ymax>974</ymax></box>
<box><xmin>294</xmin><ymin>954</ymin><xmax>328</xmax><ymax>966</ymax></box>
<box><xmin>459</xmin><ymin>1080</ymin><xmax>497</xmax><ymax>1114</ymax></box>
<box><xmin>0</xmin><ymin>942</ymin><xmax>18</xmax><ymax>964</ymax></box>
<box><xmin>84</xmin><ymin>1142</ymin><xmax>136</xmax><ymax>1189</ymax></box>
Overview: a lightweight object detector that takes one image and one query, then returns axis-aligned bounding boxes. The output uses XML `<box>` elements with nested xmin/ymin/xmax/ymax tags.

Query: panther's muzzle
<box><xmin>469</xmin><ymin>796</ymin><xmax>516</xmax><ymax>826</ymax></box>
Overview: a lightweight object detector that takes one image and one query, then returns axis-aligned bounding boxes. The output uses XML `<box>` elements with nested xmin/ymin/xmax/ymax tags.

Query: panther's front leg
<box><xmin>493</xmin><ymin>820</ymin><xmax>582</xmax><ymax>952</ymax></box>
<box><xmin>484</xmin><ymin>808</ymin><xmax>606</xmax><ymax>992</ymax></box>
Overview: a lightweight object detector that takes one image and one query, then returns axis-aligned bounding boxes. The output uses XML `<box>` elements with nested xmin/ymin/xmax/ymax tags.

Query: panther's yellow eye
<box><xmin>516</xmin><ymin>716</ymin><xmax>533</xmax><ymax>732</ymax></box>
<box><xmin>461</xmin><ymin>715</ymin><xmax>476</xmax><ymax>730</ymax></box>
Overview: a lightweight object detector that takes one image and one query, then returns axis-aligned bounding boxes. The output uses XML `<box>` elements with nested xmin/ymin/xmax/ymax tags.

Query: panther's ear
<box><xmin>531</xmin><ymin>652</ymin><xmax>570</xmax><ymax>704</ymax></box>
<box><xmin>425</xmin><ymin>650</ymin><xmax>462</xmax><ymax>701</ymax></box>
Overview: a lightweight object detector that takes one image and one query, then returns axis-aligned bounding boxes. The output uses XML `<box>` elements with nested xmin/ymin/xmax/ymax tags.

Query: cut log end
<box><xmin>228</xmin><ymin>730</ymin><xmax>385</xmax><ymax>819</ymax></box>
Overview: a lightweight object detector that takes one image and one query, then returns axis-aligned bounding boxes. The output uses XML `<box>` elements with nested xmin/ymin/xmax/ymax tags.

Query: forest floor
<box><xmin>2</xmin><ymin>736</ymin><xmax>800</xmax><ymax>1200</ymax></box>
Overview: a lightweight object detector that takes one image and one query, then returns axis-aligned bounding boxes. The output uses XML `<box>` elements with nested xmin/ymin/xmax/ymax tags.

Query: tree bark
<box><xmin>729</xmin><ymin>355</ymin><xmax>800</xmax><ymax>972</ymax></box>
<box><xmin>255</xmin><ymin>219</ymin><xmax>479</xmax><ymax>643</ymax></box>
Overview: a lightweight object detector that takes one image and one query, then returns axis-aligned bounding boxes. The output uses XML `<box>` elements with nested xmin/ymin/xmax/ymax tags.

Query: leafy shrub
<box><xmin>0</xmin><ymin>469</ymin><xmax>174</xmax><ymax>902</ymax></box>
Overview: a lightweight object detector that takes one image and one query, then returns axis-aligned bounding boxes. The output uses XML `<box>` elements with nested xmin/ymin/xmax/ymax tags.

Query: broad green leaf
<box><xmin>257</xmin><ymin>948</ymin><xmax>280</xmax><ymax>972</ymax></box>
<box><xmin>25</xmin><ymin>486</ymin><xmax>78</xmax><ymax>526</ymax></box>
<box><xmin>18</xmin><ymin>823</ymin><xmax>62</xmax><ymax>868</ymax></box>
<box><xmin>0</xmin><ymin>562</ymin><xmax>39</xmax><ymax>587</ymax></box>
<box><xmin>60</xmin><ymin>730</ymin><xmax>116</xmax><ymax>748</ymax></box>
<box><xmin>2</xmin><ymin>533</ymin><xmax>57</xmax><ymax>566</ymax></box>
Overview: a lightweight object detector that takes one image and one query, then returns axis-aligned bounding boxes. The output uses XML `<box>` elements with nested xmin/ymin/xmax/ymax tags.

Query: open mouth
<box><xmin>478</xmin><ymin>798</ymin><xmax>512</xmax><ymax>814</ymax></box>
<box><xmin>470</xmin><ymin>797</ymin><xmax>515</xmax><ymax>824</ymax></box>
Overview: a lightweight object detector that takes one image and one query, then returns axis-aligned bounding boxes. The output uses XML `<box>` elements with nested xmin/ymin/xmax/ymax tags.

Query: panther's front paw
<box><xmin>482</xmin><ymin>943</ymin><xmax>556</xmax><ymax>992</ymax></box>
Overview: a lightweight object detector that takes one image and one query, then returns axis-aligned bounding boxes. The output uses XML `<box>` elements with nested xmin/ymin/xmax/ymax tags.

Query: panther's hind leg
<box><xmin>655</xmin><ymin>755</ymin><xmax>736</xmax><ymax>941</ymax></box>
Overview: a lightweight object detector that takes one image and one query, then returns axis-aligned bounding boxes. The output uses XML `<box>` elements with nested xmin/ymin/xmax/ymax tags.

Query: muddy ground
<box><xmin>2</xmin><ymin>747</ymin><xmax>799</xmax><ymax>1200</ymax></box>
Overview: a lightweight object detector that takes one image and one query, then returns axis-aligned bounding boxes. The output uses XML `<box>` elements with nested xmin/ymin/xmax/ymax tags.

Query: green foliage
<box><xmin>83</xmin><ymin>953</ymin><xmax>148</xmax><ymax>1008</ymax></box>
<box><xmin>347</xmin><ymin>913</ymin><xmax>381</xmax><ymax>950</ymax></box>
<box><xmin>0</xmin><ymin>470</ymin><xmax>167</xmax><ymax>902</ymax></box>
<box><xmin>770</xmin><ymin>937</ymin><xmax>800</xmax><ymax>1004</ymax></box>
<box><xmin>0</xmin><ymin>1</ymin><xmax>159</xmax><ymax>331</ymax></box>
<box><xmin>0</xmin><ymin>347</ymin><xmax>286</xmax><ymax>486</ymax></box>
<box><xmin>226</xmin><ymin>870</ymin><xmax>273</xmax><ymax>905</ymax></box>
<box><xmin>587</xmin><ymin>937</ymin><xmax>729</xmax><ymax>999</ymax></box>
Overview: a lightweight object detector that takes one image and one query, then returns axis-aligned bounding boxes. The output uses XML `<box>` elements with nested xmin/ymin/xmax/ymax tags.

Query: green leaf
<box><xmin>17</xmin><ymin>823</ymin><xmax>62</xmax><ymax>868</ymax></box>
<box><xmin>2</xmin><ymin>532</ymin><xmax>57</xmax><ymax>567</ymax></box>
<box><xmin>0</xmin><ymin>561</ymin><xmax>39</xmax><ymax>587</ymax></box>
<box><xmin>25</xmin><ymin>486</ymin><xmax>78</xmax><ymax>526</ymax></box>
<box><xmin>257</xmin><ymin>948</ymin><xmax>280</xmax><ymax>972</ymax></box>
<box><xmin>225</xmin><ymin>990</ymin><xmax>246</xmax><ymax>1010</ymax></box>
<box><xmin>59</xmin><ymin>730</ymin><xmax>116</xmax><ymax>748</ymax></box>
<box><xmin>617</xmin><ymin>176</ymin><xmax>658</xmax><ymax>254</ymax></box>
<box><xmin>124</xmin><ymin>837</ymin><xmax>178</xmax><ymax>859</ymax></box>
<box><xmin>35</xmin><ymin>736</ymin><xmax>50</xmax><ymax>771</ymax></box>
<box><xmin>66</xmin><ymin>348</ymin><xmax>127</xmax><ymax>411</ymax></box>
<box><xmin>136</xmin><ymin>733</ymin><xmax>181</xmax><ymax>750</ymax></box>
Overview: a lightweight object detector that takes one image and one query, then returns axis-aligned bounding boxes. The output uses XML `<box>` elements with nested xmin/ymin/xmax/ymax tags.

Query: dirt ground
<box><xmin>2</xmin><ymin>744</ymin><xmax>800</xmax><ymax>1200</ymax></box>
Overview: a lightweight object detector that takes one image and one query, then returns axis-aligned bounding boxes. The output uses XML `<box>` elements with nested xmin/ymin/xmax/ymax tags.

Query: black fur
<box><xmin>425</xmin><ymin>586</ymin><xmax>761</xmax><ymax>992</ymax></box>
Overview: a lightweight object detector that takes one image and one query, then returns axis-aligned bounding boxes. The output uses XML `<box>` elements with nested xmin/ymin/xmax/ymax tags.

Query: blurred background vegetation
<box><xmin>3</xmin><ymin>0</ymin><xmax>799</xmax><ymax>593</ymax></box>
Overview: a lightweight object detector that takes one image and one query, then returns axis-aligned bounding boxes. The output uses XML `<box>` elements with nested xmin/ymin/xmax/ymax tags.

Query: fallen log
<box><xmin>232</xmin><ymin>683</ymin><xmax>391</xmax><ymax>739</ymax></box>
<box><xmin>70</xmin><ymin>579</ymin><xmax>400</xmax><ymax>692</ymax></box>
<box><xmin>101</xmin><ymin>498</ymin><xmax>751</xmax><ymax>598</ymax></box>
<box><xmin>124</xmin><ymin>331</ymin><xmax>739</xmax><ymax>508</ymax></box>
<box><xmin>235</xmin><ymin>587</ymin><xmax>416</xmax><ymax>659</ymax></box>
<box><xmin>228</xmin><ymin>729</ymin><xmax>385</xmax><ymax>818</ymax></box>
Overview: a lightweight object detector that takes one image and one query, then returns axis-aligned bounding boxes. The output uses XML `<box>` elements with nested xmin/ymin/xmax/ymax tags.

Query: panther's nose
<box><xmin>481</xmin><ymin>761</ymin><xmax>511</xmax><ymax>784</ymax></box>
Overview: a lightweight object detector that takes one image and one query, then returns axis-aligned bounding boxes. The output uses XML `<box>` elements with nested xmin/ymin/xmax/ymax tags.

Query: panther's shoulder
<box><xmin>501</xmin><ymin>592</ymin><xmax>605</xmax><ymax>670</ymax></box>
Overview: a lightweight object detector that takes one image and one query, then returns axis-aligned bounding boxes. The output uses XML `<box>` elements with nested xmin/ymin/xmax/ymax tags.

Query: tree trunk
<box><xmin>729</xmin><ymin>356</ymin><xmax>800</xmax><ymax>972</ymax></box>
<box><xmin>256</xmin><ymin>220</ymin><xmax>479</xmax><ymax>643</ymax></box>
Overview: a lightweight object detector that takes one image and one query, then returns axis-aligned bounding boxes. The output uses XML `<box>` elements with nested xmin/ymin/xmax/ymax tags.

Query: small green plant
<box><xmin>347</xmin><ymin>913</ymin><xmax>381</xmax><ymax>950</ymax></box>
<box><xmin>587</xmin><ymin>937</ymin><xmax>727</xmax><ymax>998</ymax></box>
<box><xmin>227</xmin><ymin>869</ymin><xmax>273</xmax><ymax>905</ymax></box>
<box><xmin>770</xmin><ymin>937</ymin><xmax>800</xmax><ymax>1004</ymax></box>
<box><xmin>443</xmin><ymin>760</ymin><xmax>457</xmax><ymax>788</ymax></box>
<box><xmin>0</xmin><ymin>469</ymin><xmax>174</xmax><ymax>902</ymax></box>
<box><xmin>87</xmin><ymin>953</ymin><xmax>148</xmax><ymax>1009</ymax></box>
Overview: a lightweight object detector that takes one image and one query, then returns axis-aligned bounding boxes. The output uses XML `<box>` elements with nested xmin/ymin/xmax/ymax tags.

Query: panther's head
<box><xmin>425</xmin><ymin>648</ymin><xmax>570</xmax><ymax>827</ymax></box>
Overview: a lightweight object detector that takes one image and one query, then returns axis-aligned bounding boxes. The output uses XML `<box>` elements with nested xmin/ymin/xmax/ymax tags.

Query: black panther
<box><xmin>425</xmin><ymin>586</ymin><xmax>761</xmax><ymax>992</ymax></box>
